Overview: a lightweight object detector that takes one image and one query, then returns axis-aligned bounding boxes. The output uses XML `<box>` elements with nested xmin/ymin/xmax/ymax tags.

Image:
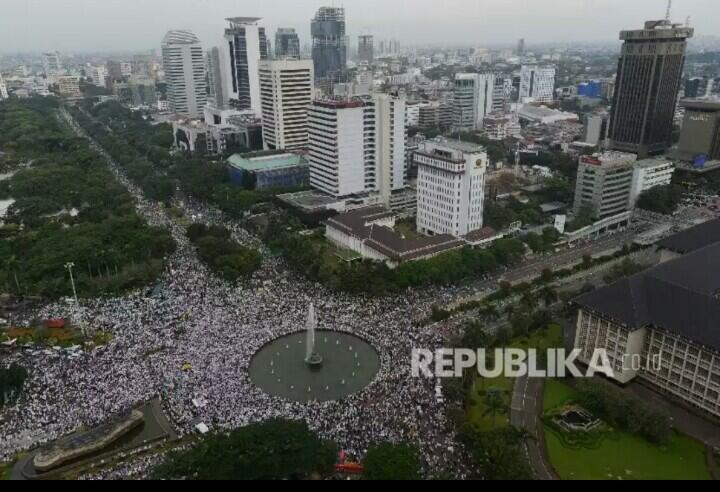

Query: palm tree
<box><xmin>541</xmin><ymin>286</ymin><xmax>559</xmax><ymax>307</ymax></box>
<box><xmin>483</xmin><ymin>387</ymin><xmax>508</xmax><ymax>428</ymax></box>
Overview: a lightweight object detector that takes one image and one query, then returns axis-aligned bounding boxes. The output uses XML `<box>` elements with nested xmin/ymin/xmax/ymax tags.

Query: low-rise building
<box><xmin>228</xmin><ymin>150</ymin><xmax>309</xmax><ymax>190</ymax></box>
<box><xmin>629</xmin><ymin>158</ymin><xmax>675</xmax><ymax>207</ymax></box>
<box><xmin>573</xmin><ymin>152</ymin><xmax>637</xmax><ymax>219</ymax></box>
<box><xmin>573</xmin><ymin>222</ymin><xmax>720</xmax><ymax>418</ymax></box>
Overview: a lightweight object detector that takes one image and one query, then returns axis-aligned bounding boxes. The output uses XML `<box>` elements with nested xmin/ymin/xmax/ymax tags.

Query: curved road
<box><xmin>511</xmin><ymin>376</ymin><xmax>557</xmax><ymax>480</ymax></box>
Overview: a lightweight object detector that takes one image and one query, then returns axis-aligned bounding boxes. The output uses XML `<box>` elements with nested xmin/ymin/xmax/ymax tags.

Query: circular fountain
<box><xmin>249</xmin><ymin>304</ymin><xmax>380</xmax><ymax>402</ymax></box>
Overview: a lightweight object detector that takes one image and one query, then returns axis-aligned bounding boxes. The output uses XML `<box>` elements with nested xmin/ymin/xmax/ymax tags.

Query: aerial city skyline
<box><xmin>2</xmin><ymin>0</ymin><xmax>720</xmax><ymax>482</ymax></box>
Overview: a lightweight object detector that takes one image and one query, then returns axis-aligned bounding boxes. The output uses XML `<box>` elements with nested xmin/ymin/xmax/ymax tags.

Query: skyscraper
<box><xmin>275</xmin><ymin>28</ymin><xmax>301</xmax><ymax>59</ymax></box>
<box><xmin>222</xmin><ymin>17</ymin><xmax>270</xmax><ymax>115</ymax></box>
<box><xmin>373</xmin><ymin>93</ymin><xmax>407</xmax><ymax>207</ymax></box>
<box><xmin>206</xmin><ymin>47</ymin><xmax>226</xmax><ymax>109</ymax></box>
<box><xmin>519</xmin><ymin>65</ymin><xmax>556</xmax><ymax>103</ymax></box>
<box><xmin>311</xmin><ymin>7</ymin><xmax>347</xmax><ymax>81</ymax></box>
<box><xmin>609</xmin><ymin>16</ymin><xmax>694</xmax><ymax>157</ymax></box>
<box><xmin>358</xmin><ymin>35</ymin><xmax>374</xmax><ymax>64</ymax></box>
<box><xmin>453</xmin><ymin>73</ymin><xmax>496</xmax><ymax>130</ymax></box>
<box><xmin>161</xmin><ymin>30</ymin><xmax>208</xmax><ymax>118</ymax></box>
<box><xmin>42</xmin><ymin>51</ymin><xmax>62</xmax><ymax>77</ymax></box>
<box><xmin>259</xmin><ymin>58</ymin><xmax>314</xmax><ymax>150</ymax></box>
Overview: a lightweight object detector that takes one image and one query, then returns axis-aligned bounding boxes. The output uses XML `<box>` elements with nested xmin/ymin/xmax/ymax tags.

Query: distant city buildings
<box><xmin>0</xmin><ymin>74</ymin><xmax>8</xmax><ymax>100</ymax></box>
<box><xmin>453</xmin><ymin>73</ymin><xmax>496</xmax><ymax>130</ymax></box>
<box><xmin>519</xmin><ymin>65</ymin><xmax>556</xmax><ymax>103</ymax></box>
<box><xmin>311</xmin><ymin>7</ymin><xmax>347</xmax><ymax>81</ymax></box>
<box><xmin>609</xmin><ymin>17</ymin><xmax>694</xmax><ymax>158</ymax></box>
<box><xmin>258</xmin><ymin>58</ymin><xmax>314</xmax><ymax>150</ymax></box>
<box><xmin>56</xmin><ymin>75</ymin><xmax>81</xmax><ymax>98</ymax></box>
<box><xmin>42</xmin><ymin>51</ymin><xmax>62</xmax><ymax>77</ymax></box>
<box><xmin>415</xmin><ymin>138</ymin><xmax>487</xmax><ymax>237</ymax></box>
<box><xmin>358</xmin><ymin>35</ymin><xmax>374</xmax><ymax>64</ymax></box>
<box><xmin>275</xmin><ymin>28</ymin><xmax>301</xmax><ymax>59</ymax></box>
<box><xmin>161</xmin><ymin>30</ymin><xmax>208</xmax><ymax>118</ymax></box>
<box><xmin>584</xmin><ymin>113</ymin><xmax>610</xmax><ymax>146</ymax></box>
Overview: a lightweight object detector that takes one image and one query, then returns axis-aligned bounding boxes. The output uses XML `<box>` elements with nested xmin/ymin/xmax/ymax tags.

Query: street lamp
<box><xmin>64</xmin><ymin>262</ymin><xmax>78</xmax><ymax>306</ymax></box>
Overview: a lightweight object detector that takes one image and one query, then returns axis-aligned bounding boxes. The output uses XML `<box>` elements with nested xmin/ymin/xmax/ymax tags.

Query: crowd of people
<box><xmin>0</xmin><ymin>115</ymin><xmax>471</xmax><ymax>479</ymax></box>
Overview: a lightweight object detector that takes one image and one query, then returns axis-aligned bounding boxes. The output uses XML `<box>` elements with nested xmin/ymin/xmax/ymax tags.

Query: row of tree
<box><xmin>0</xmin><ymin>98</ymin><xmax>175</xmax><ymax>298</ymax></box>
<box><xmin>186</xmin><ymin>224</ymin><xmax>262</xmax><ymax>281</ymax></box>
<box><xmin>152</xmin><ymin>418</ymin><xmax>422</xmax><ymax>480</ymax></box>
<box><xmin>0</xmin><ymin>364</ymin><xmax>28</xmax><ymax>409</ymax></box>
<box><xmin>576</xmin><ymin>379</ymin><xmax>673</xmax><ymax>445</ymax></box>
<box><xmin>261</xmin><ymin>212</ymin><xmax>527</xmax><ymax>295</ymax></box>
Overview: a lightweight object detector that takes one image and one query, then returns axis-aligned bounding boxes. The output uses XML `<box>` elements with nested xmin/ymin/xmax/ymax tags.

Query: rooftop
<box><xmin>228</xmin><ymin>151</ymin><xmax>306</xmax><ymax>172</ymax></box>
<box><xmin>326</xmin><ymin>207</ymin><xmax>466</xmax><ymax>262</ymax></box>
<box><xmin>657</xmin><ymin>219</ymin><xmax>720</xmax><ymax>255</ymax></box>
<box><xmin>575</xmin><ymin>227</ymin><xmax>720</xmax><ymax>351</ymax></box>
<box><xmin>424</xmin><ymin>137</ymin><xmax>486</xmax><ymax>154</ymax></box>
<box><xmin>680</xmin><ymin>99</ymin><xmax>720</xmax><ymax>112</ymax></box>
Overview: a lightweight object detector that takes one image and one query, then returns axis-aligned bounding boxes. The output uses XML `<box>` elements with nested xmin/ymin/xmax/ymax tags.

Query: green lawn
<box><xmin>467</xmin><ymin>324</ymin><xmax>564</xmax><ymax>432</ymax></box>
<box><xmin>543</xmin><ymin>379</ymin><xmax>711</xmax><ymax>481</ymax></box>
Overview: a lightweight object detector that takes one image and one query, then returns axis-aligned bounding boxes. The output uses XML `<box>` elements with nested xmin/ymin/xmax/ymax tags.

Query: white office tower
<box><xmin>373</xmin><ymin>93</ymin><xmax>407</xmax><ymax>207</ymax></box>
<box><xmin>0</xmin><ymin>74</ymin><xmax>8</xmax><ymax>100</ymax></box>
<box><xmin>415</xmin><ymin>138</ymin><xmax>487</xmax><ymax>237</ymax></box>
<box><xmin>222</xmin><ymin>17</ymin><xmax>269</xmax><ymax>116</ymax></box>
<box><xmin>519</xmin><ymin>65</ymin><xmax>556</xmax><ymax>103</ymax></box>
<box><xmin>308</xmin><ymin>98</ymin><xmax>373</xmax><ymax>197</ymax></box>
<box><xmin>42</xmin><ymin>51</ymin><xmax>62</xmax><ymax>77</ymax></box>
<box><xmin>453</xmin><ymin>73</ymin><xmax>495</xmax><ymax>130</ymax></box>
<box><xmin>258</xmin><ymin>58</ymin><xmax>314</xmax><ymax>150</ymax></box>
<box><xmin>161</xmin><ymin>30</ymin><xmax>208</xmax><ymax>118</ymax></box>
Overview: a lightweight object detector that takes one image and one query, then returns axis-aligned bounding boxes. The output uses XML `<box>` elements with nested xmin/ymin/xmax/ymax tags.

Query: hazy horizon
<box><xmin>1</xmin><ymin>0</ymin><xmax>717</xmax><ymax>53</ymax></box>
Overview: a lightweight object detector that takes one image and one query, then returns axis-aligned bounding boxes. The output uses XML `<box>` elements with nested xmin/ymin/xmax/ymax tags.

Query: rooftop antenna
<box><xmin>686</xmin><ymin>16</ymin><xmax>692</xmax><ymax>27</ymax></box>
<box><xmin>665</xmin><ymin>0</ymin><xmax>672</xmax><ymax>21</ymax></box>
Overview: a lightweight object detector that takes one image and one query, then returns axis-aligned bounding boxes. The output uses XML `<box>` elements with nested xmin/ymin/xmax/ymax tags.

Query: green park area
<box><xmin>467</xmin><ymin>324</ymin><xmax>564</xmax><ymax>432</ymax></box>
<box><xmin>543</xmin><ymin>379</ymin><xmax>711</xmax><ymax>481</ymax></box>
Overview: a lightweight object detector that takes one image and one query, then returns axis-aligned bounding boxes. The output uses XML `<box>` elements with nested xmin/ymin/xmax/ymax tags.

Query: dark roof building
<box><xmin>575</xmin><ymin>242</ymin><xmax>720</xmax><ymax>351</ymax></box>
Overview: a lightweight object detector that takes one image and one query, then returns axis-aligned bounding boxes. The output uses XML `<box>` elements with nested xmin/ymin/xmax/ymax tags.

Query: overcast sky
<box><xmin>1</xmin><ymin>0</ymin><xmax>717</xmax><ymax>53</ymax></box>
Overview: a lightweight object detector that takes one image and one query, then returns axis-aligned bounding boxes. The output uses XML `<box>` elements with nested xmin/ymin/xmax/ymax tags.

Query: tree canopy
<box><xmin>363</xmin><ymin>443</ymin><xmax>421</xmax><ymax>481</ymax></box>
<box><xmin>152</xmin><ymin>419</ymin><xmax>336</xmax><ymax>480</ymax></box>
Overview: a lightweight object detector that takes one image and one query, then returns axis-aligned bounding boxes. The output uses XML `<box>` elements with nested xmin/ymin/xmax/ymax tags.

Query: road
<box><xmin>511</xmin><ymin>376</ymin><xmax>557</xmax><ymax>480</ymax></box>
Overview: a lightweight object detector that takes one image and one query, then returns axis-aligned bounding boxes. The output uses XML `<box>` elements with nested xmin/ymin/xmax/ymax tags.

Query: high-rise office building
<box><xmin>358</xmin><ymin>35</ymin><xmax>374</xmax><ymax>64</ymax></box>
<box><xmin>519</xmin><ymin>65</ymin><xmax>556</xmax><ymax>103</ymax></box>
<box><xmin>161</xmin><ymin>30</ymin><xmax>208</xmax><ymax>118</ymax></box>
<box><xmin>42</xmin><ymin>51</ymin><xmax>62</xmax><ymax>77</ymax></box>
<box><xmin>259</xmin><ymin>58</ymin><xmax>314</xmax><ymax>151</ymax></box>
<box><xmin>415</xmin><ymin>138</ymin><xmax>487</xmax><ymax>237</ymax></box>
<box><xmin>307</xmin><ymin>95</ymin><xmax>406</xmax><ymax>201</ymax></box>
<box><xmin>373</xmin><ymin>93</ymin><xmax>407</xmax><ymax>207</ymax></box>
<box><xmin>308</xmin><ymin>98</ymin><xmax>374</xmax><ymax>197</ymax></box>
<box><xmin>453</xmin><ymin>73</ymin><xmax>496</xmax><ymax>130</ymax></box>
<box><xmin>517</xmin><ymin>38</ymin><xmax>526</xmax><ymax>57</ymax></box>
<box><xmin>311</xmin><ymin>7</ymin><xmax>347</xmax><ymax>81</ymax></box>
<box><xmin>206</xmin><ymin>47</ymin><xmax>226</xmax><ymax>109</ymax></box>
<box><xmin>222</xmin><ymin>17</ymin><xmax>270</xmax><ymax>115</ymax></box>
<box><xmin>275</xmin><ymin>28</ymin><xmax>301</xmax><ymax>59</ymax></box>
<box><xmin>609</xmin><ymin>17</ymin><xmax>694</xmax><ymax>158</ymax></box>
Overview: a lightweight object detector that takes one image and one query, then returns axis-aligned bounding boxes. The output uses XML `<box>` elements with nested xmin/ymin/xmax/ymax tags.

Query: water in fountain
<box><xmin>304</xmin><ymin>303</ymin><xmax>323</xmax><ymax>368</ymax></box>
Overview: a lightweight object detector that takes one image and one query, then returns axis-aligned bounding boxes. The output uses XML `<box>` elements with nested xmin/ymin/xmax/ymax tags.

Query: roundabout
<box><xmin>249</xmin><ymin>305</ymin><xmax>380</xmax><ymax>402</ymax></box>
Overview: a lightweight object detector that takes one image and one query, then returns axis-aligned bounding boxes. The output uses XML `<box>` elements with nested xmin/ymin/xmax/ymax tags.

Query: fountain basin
<box><xmin>249</xmin><ymin>330</ymin><xmax>380</xmax><ymax>403</ymax></box>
